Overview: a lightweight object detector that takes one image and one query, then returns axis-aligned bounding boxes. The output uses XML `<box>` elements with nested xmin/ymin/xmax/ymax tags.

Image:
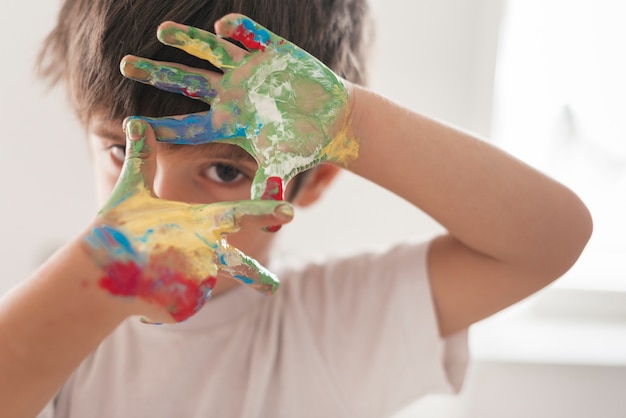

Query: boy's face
<box><xmin>87</xmin><ymin>115</ymin><xmax>282</xmax><ymax>273</ymax></box>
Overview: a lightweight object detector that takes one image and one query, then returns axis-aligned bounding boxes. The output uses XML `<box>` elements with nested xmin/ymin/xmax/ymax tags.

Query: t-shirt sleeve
<box><xmin>36</xmin><ymin>400</ymin><xmax>55</xmax><ymax>418</ymax></box>
<box><xmin>288</xmin><ymin>239</ymin><xmax>468</xmax><ymax>416</ymax></box>
<box><xmin>36</xmin><ymin>370</ymin><xmax>77</xmax><ymax>418</ymax></box>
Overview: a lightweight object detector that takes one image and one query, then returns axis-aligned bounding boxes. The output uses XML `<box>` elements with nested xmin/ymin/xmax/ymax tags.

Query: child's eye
<box><xmin>205</xmin><ymin>163</ymin><xmax>246</xmax><ymax>184</ymax></box>
<box><xmin>108</xmin><ymin>144</ymin><xmax>126</xmax><ymax>164</ymax></box>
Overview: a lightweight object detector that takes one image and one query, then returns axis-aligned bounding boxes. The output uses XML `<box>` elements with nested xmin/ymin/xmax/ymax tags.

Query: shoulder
<box><xmin>276</xmin><ymin>237</ymin><xmax>434</xmax><ymax>293</ymax></box>
<box><xmin>270</xmin><ymin>237</ymin><xmax>437</xmax><ymax>324</ymax></box>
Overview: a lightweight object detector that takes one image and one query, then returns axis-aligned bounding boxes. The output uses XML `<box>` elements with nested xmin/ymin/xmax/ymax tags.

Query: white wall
<box><xmin>0</xmin><ymin>0</ymin><xmax>95</xmax><ymax>293</ymax></box>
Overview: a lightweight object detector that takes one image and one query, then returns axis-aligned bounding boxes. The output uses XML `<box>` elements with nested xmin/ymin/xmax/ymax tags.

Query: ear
<box><xmin>290</xmin><ymin>164</ymin><xmax>341</xmax><ymax>207</ymax></box>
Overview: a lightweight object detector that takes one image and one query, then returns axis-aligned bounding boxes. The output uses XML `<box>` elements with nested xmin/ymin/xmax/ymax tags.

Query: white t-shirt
<box><xmin>38</xmin><ymin>239</ymin><xmax>468</xmax><ymax>418</ymax></box>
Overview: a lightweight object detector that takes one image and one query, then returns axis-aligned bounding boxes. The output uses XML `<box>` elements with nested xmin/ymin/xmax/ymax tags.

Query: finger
<box><xmin>120</xmin><ymin>55</ymin><xmax>220</xmax><ymax>104</ymax></box>
<box><xmin>99</xmin><ymin>118</ymin><xmax>157</xmax><ymax>212</ymax></box>
<box><xmin>215</xmin><ymin>13</ymin><xmax>283</xmax><ymax>52</ymax></box>
<box><xmin>157</xmin><ymin>21</ymin><xmax>246</xmax><ymax>69</ymax></box>
<box><xmin>249</xmin><ymin>167</ymin><xmax>292</xmax><ymax>200</ymax></box>
<box><xmin>122</xmin><ymin>117</ymin><xmax>158</xmax><ymax>190</ymax></box>
<box><xmin>142</xmin><ymin>111</ymin><xmax>246</xmax><ymax>145</ymax></box>
<box><xmin>260</xmin><ymin>176</ymin><xmax>286</xmax><ymax>202</ymax></box>
<box><xmin>233</xmin><ymin>200</ymin><xmax>293</xmax><ymax>232</ymax></box>
<box><xmin>199</xmin><ymin>200</ymin><xmax>294</xmax><ymax>234</ymax></box>
<box><xmin>257</xmin><ymin>175</ymin><xmax>288</xmax><ymax>232</ymax></box>
<box><xmin>216</xmin><ymin>247</ymin><xmax>280</xmax><ymax>295</ymax></box>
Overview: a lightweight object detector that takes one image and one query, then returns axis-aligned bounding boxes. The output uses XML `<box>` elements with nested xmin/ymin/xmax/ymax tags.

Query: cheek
<box><xmin>92</xmin><ymin>159</ymin><xmax>122</xmax><ymax>205</ymax></box>
<box><xmin>227</xmin><ymin>227</ymin><xmax>278</xmax><ymax>264</ymax></box>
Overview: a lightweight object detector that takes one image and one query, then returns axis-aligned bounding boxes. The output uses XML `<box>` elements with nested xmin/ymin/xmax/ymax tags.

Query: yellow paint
<box><xmin>174</xmin><ymin>32</ymin><xmax>236</xmax><ymax>69</ymax></box>
<box><xmin>321</xmin><ymin>114</ymin><xmax>359</xmax><ymax>165</ymax></box>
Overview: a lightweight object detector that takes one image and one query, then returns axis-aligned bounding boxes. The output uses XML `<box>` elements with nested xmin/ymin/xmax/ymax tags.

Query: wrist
<box><xmin>323</xmin><ymin>79</ymin><xmax>360</xmax><ymax>166</ymax></box>
<box><xmin>58</xmin><ymin>228</ymin><xmax>138</xmax><ymax>322</ymax></box>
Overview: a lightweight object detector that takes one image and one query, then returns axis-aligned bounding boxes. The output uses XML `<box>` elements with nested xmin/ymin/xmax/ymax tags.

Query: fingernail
<box><xmin>215</xmin><ymin>15</ymin><xmax>239</xmax><ymax>38</ymax></box>
<box><xmin>139</xmin><ymin>316</ymin><xmax>163</xmax><ymax>326</ymax></box>
<box><xmin>265</xmin><ymin>204</ymin><xmax>293</xmax><ymax>232</ymax></box>
<box><xmin>125</xmin><ymin>118</ymin><xmax>146</xmax><ymax>141</ymax></box>
<box><xmin>157</xmin><ymin>25</ymin><xmax>187</xmax><ymax>46</ymax></box>
<box><xmin>121</xmin><ymin>60</ymin><xmax>152</xmax><ymax>81</ymax></box>
<box><xmin>275</xmin><ymin>203</ymin><xmax>294</xmax><ymax>219</ymax></box>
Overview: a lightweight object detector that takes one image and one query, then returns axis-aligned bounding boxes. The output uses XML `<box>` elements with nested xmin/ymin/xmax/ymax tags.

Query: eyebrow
<box><xmin>92</xmin><ymin>125</ymin><xmax>125</xmax><ymax>142</ymax></box>
<box><xmin>160</xmin><ymin>141</ymin><xmax>257</xmax><ymax>164</ymax></box>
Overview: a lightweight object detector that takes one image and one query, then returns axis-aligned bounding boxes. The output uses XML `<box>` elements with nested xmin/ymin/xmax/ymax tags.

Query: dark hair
<box><xmin>38</xmin><ymin>0</ymin><xmax>372</xmax><ymax>124</ymax></box>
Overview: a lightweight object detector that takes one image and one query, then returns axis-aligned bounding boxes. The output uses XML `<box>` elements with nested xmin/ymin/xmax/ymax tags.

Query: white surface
<box><xmin>0</xmin><ymin>0</ymin><xmax>95</xmax><ymax>293</ymax></box>
<box><xmin>470</xmin><ymin>288</ymin><xmax>626</xmax><ymax>366</ymax></box>
<box><xmin>491</xmin><ymin>0</ymin><xmax>626</xmax><ymax>293</ymax></box>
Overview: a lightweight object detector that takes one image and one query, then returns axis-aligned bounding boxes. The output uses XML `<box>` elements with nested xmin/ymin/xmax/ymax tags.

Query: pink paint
<box><xmin>99</xmin><ymin>261</ymin><xmax>217</xmax><ymax>322</ymax></box>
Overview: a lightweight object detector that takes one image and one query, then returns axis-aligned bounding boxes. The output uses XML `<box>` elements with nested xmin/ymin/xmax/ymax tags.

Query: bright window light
<box><xmin>492</xmin><ymin>0</ymin><xmax>626</xmax><ymax>291</ymax></box>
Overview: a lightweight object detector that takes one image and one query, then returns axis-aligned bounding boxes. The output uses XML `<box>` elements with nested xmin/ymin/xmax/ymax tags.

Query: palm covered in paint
<box><xmin>121</xmin><ymin>13</ymin><xmax>359</xmax><ymax>200</ymax></box>
<box><xmin>84</xmin><ymin>119</ymin><xmax>293</xmax><ymax>323</ymax></box>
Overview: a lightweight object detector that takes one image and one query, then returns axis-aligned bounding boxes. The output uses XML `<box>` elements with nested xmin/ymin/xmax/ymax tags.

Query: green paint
<box><xmin>125</xmin><ymin>14</ymin><xmax>359</xmax><ymax>200</ymax></box>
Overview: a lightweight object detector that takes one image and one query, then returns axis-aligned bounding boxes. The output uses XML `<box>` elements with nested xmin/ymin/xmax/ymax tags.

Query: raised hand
<box><xmin>83</xmin><ymin>118</ymin><xmax>294</xmax><ymax>323</ymax></box>
<box><xmin>120</xmin><ymin>13</ymin><xmax>359</xmax><ymax>201</ymax></box>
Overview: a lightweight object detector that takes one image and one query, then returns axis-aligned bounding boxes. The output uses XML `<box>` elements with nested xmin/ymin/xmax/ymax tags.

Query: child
<box><xmin>0</xmin><ymin>0</ymin><xmax>592</xmax><ymax>417</ymax></box>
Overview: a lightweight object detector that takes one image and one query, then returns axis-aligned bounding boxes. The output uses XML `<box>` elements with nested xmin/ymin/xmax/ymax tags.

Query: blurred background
<box><xmin>1</xmin><ymin>0</ymin><xmax>624</xmax><ymax>416</ymax></box>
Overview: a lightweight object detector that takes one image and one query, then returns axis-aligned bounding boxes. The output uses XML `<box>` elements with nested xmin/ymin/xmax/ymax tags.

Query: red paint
<box><xmin>184</xmin><ymin>88</ymin><xmax>200</xmax><ymax>98</ymax></box>
<box><xmin>232</xmin><ymin>24</ymin><xmax>267</xmax><ymax>51</ymax></box>
<box><xmin>261</xmin><ymin>176</ymin><xmax>285</xmax><ymax>201</ymax></box>
<box><xmin>99</xmin><ymin>261</ymin><xmax>217</xmax><ymax>322</ymax></box>
<box><xmin>261</xmin><ymin>176</ymin><xmax>284</xmax><ymax>232</ymax></box>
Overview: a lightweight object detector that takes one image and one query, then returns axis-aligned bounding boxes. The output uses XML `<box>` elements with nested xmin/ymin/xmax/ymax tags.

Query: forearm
<box><xmin>347</xmin><ymin>85</ymin><xmax>592</xmax><ymax>276</ymax></box>
<box><xmin>0</xmin><ymin>235</ymin><xmax>132</xmax><ymax>418</ymax></box>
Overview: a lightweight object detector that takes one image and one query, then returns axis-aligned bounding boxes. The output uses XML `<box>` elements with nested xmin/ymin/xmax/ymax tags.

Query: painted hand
<box><xmin>120</xmin><ymin>13</ymin><xmax>359</xmax><ymax>201</ymax></box>
<box><xmin>83</xmin><ymin>118</ymin><xmax>293</xmax><ymax>323</ymax></box>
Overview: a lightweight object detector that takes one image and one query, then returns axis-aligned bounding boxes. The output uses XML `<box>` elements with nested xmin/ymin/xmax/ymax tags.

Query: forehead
<box><xmin>88</xmin><ymin>116</ymin><xmax>256</xmax><ymax>163</ymax></box>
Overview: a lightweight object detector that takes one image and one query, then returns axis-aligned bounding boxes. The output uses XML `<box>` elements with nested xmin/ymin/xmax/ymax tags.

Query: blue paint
<box><xmin>86</xmin><ymin>225</ymin><xmax>138</xmax><ymax>260</ymax></box>
<box><xmin>162</xmin><ymin>223</ymin><xmax>182</xmax><ymax>231</ymax></box>
<box><xmin>102</xmin><ymin>225</ymin><xmax>136</xmax><ymax>256</ymax></box>
<box><xmin>201</xmin><ymin>286</ymin><xmax>213</xmax><ymax>302</ymax></box>
<box><xmin>153</xmin><ymin>69</ymin><xmax>217</xmax><ymax>99</ymax></box>
<box><xmin>233</xmin><ymin>275</ymin><xmax>254</xmax><ymax>285</ymax></box>
<box><xmin>242</xmin><ymin>18</ymin><xmax>271</xmax><ymax>47</ymax></box>
<box><xmin>138</xmin><ymin>229</ymin><xmax>155</xmax><ymax>243</ymax></box>
<box><xmin>142</xmin><ymin>113</ymin><xmax>247</xmax><ymax>145</ymax></box>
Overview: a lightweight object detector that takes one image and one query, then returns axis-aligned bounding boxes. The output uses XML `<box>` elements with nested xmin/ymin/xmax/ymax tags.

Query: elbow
<box><xmin>563</xmin><ymin>194</ymin><xmax>593</xmax><ymax>268</ymax></box>
<box><xmin>543</xmin><ymin>193</ymin><xmax>594</xmax><ymax>283</ymax></box>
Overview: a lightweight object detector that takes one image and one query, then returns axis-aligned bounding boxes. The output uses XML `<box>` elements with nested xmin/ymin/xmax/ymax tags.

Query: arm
<box><xmin>0</xmin><ymin>119</ymin><xmax>292</xmax><ymax>417</ymax></box>
<box><xmin>346</xmin><ymin>86</ymin><xmax>593</xmax><ymax>336</ymax></box>
<box><xmin>0</xmin><ymin>238</ymin><xmax>130</xmax><ymax>418</ymax></box>
<box><xmin>122</xmin><ymin>14</ymin><xmax>592</xmax><ymax>337</ymax></box>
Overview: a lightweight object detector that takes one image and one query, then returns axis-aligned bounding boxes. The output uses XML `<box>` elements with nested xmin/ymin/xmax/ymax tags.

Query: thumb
<box><xmin>99</xmin><ymin>118</ymin><xmax>157</xmax><ymax>214</ymax></box>
<box><xmin>205</xmin><ymin>200</ymin><xmax>294</xmax><ymax>234</ymax></box>
<box><xmin>122</xmin><ymin>117</ymin><xmax>158</xmax><ymax>192</ymax></box>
